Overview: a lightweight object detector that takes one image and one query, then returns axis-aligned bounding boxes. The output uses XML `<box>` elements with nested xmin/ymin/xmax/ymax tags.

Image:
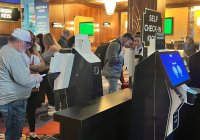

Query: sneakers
<box><xmin>47</xmin><ymin>105</ymin><xmax>55</xmax><ymax>112</ymax></box>
<box><xmin>48</xmin><ymin>110</ymin><xmax>57</xmax><ymax>116</ymax></box>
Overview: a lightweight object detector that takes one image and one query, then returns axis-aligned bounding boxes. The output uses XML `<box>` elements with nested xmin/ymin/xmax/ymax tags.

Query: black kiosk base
<box><xmin>54</xmin><ymin>88</ymin><xmax>132</xmax><ymax>140</ymax></box>
<box><xmin>129</xmin><ymin>51</ymin><xmax>196</xmax><ymax>140</ymax></box>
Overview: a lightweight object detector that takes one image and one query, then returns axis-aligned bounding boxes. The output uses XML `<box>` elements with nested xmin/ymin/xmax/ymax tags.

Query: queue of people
<box><xmin>0</xmin><ymin>27</ymin><xmax>136</xmax><ymax>140</ymax></box>
<box><xmin>0</xmin><ymin>28</ymin><xmax>73</xmax><ymax>140</ymax></box>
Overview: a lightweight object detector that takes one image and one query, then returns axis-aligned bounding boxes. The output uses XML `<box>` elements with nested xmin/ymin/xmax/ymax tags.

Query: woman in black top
<box><xmin>185</xmin><ymin>37</ymin><xmax>198</xmax><ymax>66</ymax></box>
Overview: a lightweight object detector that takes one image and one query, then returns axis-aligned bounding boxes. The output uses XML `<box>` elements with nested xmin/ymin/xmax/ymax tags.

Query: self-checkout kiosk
<box><xmin>48</xmin><ymin>34</ymin><xmax>103</xmax><ymax>108</ymax></box>
<box><xmin>124</xmin><ymin>47</ymin><xmax>143</xmax><ymax>86</ymax></box>
<box><xmin>129</xmin><ymin>51</ymin><xmax>197</xmax><ymax>140</ymax></box>
<box><xmin>148</xmin><ymin>33</ymin><xmax>167</xmax><ymax>56</ymax></box>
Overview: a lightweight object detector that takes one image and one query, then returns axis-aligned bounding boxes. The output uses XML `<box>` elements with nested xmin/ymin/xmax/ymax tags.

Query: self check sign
<box><xmin>141</xmin><ymin>8</ymin><xmax>162</xmax><ymax>47</ymax></box>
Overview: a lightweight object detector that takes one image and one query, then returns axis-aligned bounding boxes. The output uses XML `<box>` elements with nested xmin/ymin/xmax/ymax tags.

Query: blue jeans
<box><xmin>0</xmin><ymin>99</ymin><xmax>27</xmax><ymax>140</ymax></box>
<box><xmin>107</xmin><ymin>78</ymin><xmax>119</xmax><ymax>94</ymax></box>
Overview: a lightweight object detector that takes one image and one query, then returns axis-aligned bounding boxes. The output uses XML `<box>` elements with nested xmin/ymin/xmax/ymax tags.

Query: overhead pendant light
<box><xmin>105</xmin><ymin>0</ymin><xmax>116</xmax><ymax>15</ymax></box>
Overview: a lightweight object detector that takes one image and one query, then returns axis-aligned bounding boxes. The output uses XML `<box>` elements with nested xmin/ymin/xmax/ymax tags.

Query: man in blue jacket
<box><xmin>102</xmin><ymin>33</ymin><xmax>134</xmax><ymax>94</ymax></box>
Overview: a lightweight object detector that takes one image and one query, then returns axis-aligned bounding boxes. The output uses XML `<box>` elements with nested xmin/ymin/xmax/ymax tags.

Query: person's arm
<box><xmin>29</xmin><ymin>53</ymin><xmax>46</xmax><ymax>72</ymax></box>
<box><xmin>41</xmin><ymin>51</ymin><xmax>53</xmax><ymax>63</ymax></box>
<box><xmin>107</xmin><ymin>42</ymin><xmax>123</xmax><ymax>65</ymax></box>
<box><xmin>8</xmin><ymin>55</ymin><xmax>41</xmax><ymax>88</ymax></box>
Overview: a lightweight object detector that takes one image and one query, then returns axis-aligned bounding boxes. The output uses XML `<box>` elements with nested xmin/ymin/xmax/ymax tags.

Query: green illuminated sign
<box><xmin>164</xmin><ymin>18</ymin><xmax>173</xmax><ymax>35</ymax></box>
<box><xmin>79</xmin><ymin>22</ymin><xmax>94</xmax><ymax>36</ymax></box>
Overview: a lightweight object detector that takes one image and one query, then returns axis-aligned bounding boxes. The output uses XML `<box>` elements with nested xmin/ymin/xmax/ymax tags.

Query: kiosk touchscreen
<box><xmin>158</xmin><ymin>52</ymin><xmax>191</xmax><ymax>88</ymax></box>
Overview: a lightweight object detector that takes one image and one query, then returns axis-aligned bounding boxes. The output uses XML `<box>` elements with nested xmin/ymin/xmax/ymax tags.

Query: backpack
<box><xmin>94</xmin><ymin>40</ymin><xmax>121</xmax><ymax>70</ymax></box>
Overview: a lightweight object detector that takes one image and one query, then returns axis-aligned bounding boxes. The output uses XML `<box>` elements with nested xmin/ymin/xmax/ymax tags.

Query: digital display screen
<box><xmin>164</xmin><ymin>18</ymin><xmax>173</xmax><ymax>35</ymax></box>
<box><xmin>159</xmin><ymin>52</ymin><xmax>190</xmax><ymax>86</ymax></box>
<box><xmin>0</xmin><ymin>0</ymin><xmax>20</xmax><ymax>4</ymax></box>
<box><xmin>79</xmin><ymin>22</ymin><xmax>94</xmax><ymax>36</ymax></box>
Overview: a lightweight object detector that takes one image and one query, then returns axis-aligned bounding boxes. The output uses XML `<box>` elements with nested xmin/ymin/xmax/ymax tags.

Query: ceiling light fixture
<box><xmin>105</xmin><ymin>0</ymin><xmax>116</xmax><ymax>15</ymax></box>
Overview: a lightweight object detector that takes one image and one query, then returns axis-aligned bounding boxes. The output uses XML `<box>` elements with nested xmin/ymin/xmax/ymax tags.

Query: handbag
<box><xmin>30</xmin><ymin>56</ymin><xmax>39</xmax><ymax>92</ymax></box>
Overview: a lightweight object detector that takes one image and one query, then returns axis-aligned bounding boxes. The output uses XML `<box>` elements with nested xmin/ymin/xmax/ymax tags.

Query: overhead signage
<box><xmin>141</xmin><ymin>8</ymin><xmax>162</xmax><ymax>47</ymax></box>
<box><xmin>0</xmin><ymin>6</ymin><xmax>20</xmax><ymax>22</ymax></box>
<box><xmin>34</xmin><ymin>0</ymin><xmax>49</xmax><ymax>35</ymax></box>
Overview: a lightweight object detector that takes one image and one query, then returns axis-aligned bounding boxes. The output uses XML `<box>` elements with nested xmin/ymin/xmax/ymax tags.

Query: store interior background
<box><xmin>1</xmin><ymin>0</ymin><xmax>200</xmax><ymax>51</ymax></box>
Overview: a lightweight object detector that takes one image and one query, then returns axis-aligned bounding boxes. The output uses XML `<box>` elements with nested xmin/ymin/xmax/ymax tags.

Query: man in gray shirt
<box><xmin>102</xmin><ymin>33</ymin><xmax>134</xmax><ymax>94</ymax></box>
<box><xmin>0</xmin><ymin>28</ymin><xmax>43</xmax><ymax>140</ymax></box>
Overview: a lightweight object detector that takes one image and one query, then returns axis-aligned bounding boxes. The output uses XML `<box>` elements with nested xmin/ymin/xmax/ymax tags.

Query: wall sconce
<box><xmin>70</xmin><ymin>27</ymin><xmax>74</xmax><ymax>30</ymax></box>
<box><xmin>197</xmin><ymin>17</ymin><xmax>200</xmax><ymax>35</ymax></box>
<box><xmin>95</xmin><ymin>24</ymin><xmax>99</xmax><ymax>27</ymax></box>
<box><xmin>94</xmin><ymin>23</ymin><xmax>100</xmax><ymax>32</ymax></box>
<box><xmin>68</xmin><ymin>21</ymin><xmax>74</xmax><ymax>30</ymax></box>
<box><xmin>50</xmin><ymin>22</ymin><xmax>65</xmax><ymax>28</ymax></box>
<box><xmin>70</xmin><ymin>21</ymin><xmax>74</xmax><ymax>25</ymax></box>
<box><xmin>103</xmin><ymin>22</ymin><xmax>111</xmax><ymax>27</ymax></box>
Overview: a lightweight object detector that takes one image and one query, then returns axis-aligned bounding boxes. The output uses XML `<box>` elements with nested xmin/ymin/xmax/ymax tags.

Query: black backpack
<box><xmin>94</xmin><ymin>40</ymin><xmax>121</xmax><ymax>70</ymax></box>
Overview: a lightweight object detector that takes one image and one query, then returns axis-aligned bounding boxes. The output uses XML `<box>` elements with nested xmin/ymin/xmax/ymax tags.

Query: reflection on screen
<box><xmin>159</xmin><ymin>52</ymin><xmax>190</xmax><ymax>86</ymax></box>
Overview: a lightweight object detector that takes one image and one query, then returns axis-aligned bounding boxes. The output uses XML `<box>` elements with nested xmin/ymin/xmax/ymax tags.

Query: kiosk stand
<box><xmin>48</xmin><ymin>34</ymin><xmax>103</xmax><ymax>108</ymax></box>
<box><xmin>129</xmin><ymin>51</ymin><xmax>196</xmax><ymax>140</ymax></box>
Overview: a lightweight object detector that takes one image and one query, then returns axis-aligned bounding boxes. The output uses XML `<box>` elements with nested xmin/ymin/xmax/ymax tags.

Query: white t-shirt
<box><xmin>22</xmin><ymin>52</ymin><xmax>40</xmax><ymax>66</ymax></box>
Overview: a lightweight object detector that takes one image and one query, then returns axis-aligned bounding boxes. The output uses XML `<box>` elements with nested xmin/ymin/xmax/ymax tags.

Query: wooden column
<box><xmin>127</xmin><ymin>0</ymin><xmax>157</xmax><ymax>35</ymax></box>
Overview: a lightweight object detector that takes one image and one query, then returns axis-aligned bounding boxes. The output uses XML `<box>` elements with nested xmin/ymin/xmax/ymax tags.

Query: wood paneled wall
<box><xmin>102</xmin><ymin>11</ymin><xmax>119</xmax><ymax>43</ymax></box>
<box><xmin>165</xmin><ymin>7</ymin><xmax>188</xmax><ymax>43</ymax></box>
<box><xmin>49</xmin><ymin>3</ymin><xmax>65</xmax><ymax>41</ymax></box>
<box><xmin>49</xmin><ymin>2</ymin><xmax>122</xmax><ymax>51</ymax></box>
<box><xmin>121</xmin><ymin>12</ymin><xmax>127</xmax><ymax>35</ymax></box>
<box><xmin>65</xmin><ymin>4</ymin><xmax>101</xmax><ymax>50</ymax></box>
<box><xmin>0</xmin><ymin>2</ymin><xmax>21</xmax><ymax>37</ymax></box>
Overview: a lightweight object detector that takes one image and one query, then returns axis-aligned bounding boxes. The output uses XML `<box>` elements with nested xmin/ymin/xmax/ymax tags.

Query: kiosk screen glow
<box><xmin>164</xmin><ymin>18</ymin><xmax>173</xmax><ymax>35</ymax></box>
<box><xmin>0</xmin><ymin>0</ymin><xmax>20</xmax><ymax>4</ymax></box>
<box><xmin>159</xmin><ymin>52</ymin><xmax>190</xmax><ymax>86</ymax></box>
<box><xmin>80</xmin><ymin>23</ymin><xmax>94</xmax><ymax>36</ymax></box>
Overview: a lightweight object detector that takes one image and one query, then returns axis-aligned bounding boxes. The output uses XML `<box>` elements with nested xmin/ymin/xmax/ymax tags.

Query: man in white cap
<box><xmin>0</xmin><ymin>28</ymin><xmax>43</xmax><ymax>140</ymax></box>
<box><xmin>58</xmin><ymin>29</ymin><xmax>71</xmax><ymax>48</ymax></box>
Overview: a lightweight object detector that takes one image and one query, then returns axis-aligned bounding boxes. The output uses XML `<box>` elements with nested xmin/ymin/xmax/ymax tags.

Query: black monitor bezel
<box><xmin>79</xmin><ymin>22</ymin><xmax>94</xmax><ymax>36</ymax></box>
<box><xmin>156</xmin><ymin>51</ymin><xmax>191</xmax><ymax>89</ymax></box>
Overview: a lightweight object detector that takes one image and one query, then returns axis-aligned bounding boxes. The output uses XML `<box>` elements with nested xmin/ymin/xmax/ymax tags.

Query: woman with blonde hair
<box><xmin>41</xmin><ymin>33</ymin><xmax>62</xmax><ymax>116</ymax></box>
<box><xmin>43</xmin><ymin>33</ymin><xmax>62</xmax><ymax>52</ymax></box>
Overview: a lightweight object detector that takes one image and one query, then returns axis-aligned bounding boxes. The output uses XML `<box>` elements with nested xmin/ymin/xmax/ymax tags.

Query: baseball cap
<box><xmin>11</xmin><ymin>28</ymin><xmax>35</xmax><ymax>47</ymax></box>
<box><xmin>63</xmin><ymin>29</ymin><xmax>71</xmax><ymax>36</ymax></box>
